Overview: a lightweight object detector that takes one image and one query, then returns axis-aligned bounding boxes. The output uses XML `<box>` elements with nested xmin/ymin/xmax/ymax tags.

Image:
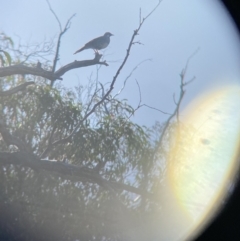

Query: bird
<box><xmin>74</xmin><ymin>32</ymin><xmax>113</xmax><ymax>54</ymax></box>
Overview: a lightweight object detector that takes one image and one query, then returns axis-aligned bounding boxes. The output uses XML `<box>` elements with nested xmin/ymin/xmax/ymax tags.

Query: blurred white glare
<box><xmin>167</xmin><ymin>85</ymin><xmax>240</xmax><ymax>240</ymax></box>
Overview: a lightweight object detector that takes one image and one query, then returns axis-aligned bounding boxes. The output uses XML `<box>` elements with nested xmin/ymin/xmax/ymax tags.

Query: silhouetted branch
<box><xmin>0</xmin><ymin>54</ymin><xmax>108</xmax><ymax>81</ymax></box>
<box><xmin>99</xmin><ymin>82</ymin><xmax>110</xmax><ymax>115</ymax></box>
<box><xmin>46</xmin><ymin>0</ymin><xmax>76</xmax><ymax>85</ymax></box>
<box><xmin>0</xmin><ymin>151</ymin><xmax>153</xmax><ymax>198</ymax></box>
<box><xmin>40</xmin><ymin>2</ymin><xmax>162</xmax><ymax>158</ymax></box>
<box><xmin>139</xmin><ymin>0</ymin><xmax>162</xmax><ymax>27</ymax></box>
<box><xmin>114</xmin><ymin>59</ymin><xmax>151</xmax><ymax>98</ymax></box>
<box><xmin>158</xmin><ymin>48</ymin><xmax>199</xmax><ymax>145</ymax></box>
<box><xmin>46</xmin><ymin>0</ymin><xmax>62</xmax><ymax>31</ymax></box>
<box><xmin>51</xmin><ymin>13</ymin><xmax>75</xmax><ymax>73</ymax></box>
<box><xmin>135</xmin><ymin>80</ymin><xmax>170</xmax><ymax>115</ymax></box>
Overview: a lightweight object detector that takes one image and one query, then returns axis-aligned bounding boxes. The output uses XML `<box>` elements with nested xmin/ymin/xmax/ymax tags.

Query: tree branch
<box><xmin>51</xmin><ymin>14</ymin><xmax>75</xmax><ymax>76</ymax></box>
<box><xmin>0</xmin><ymin>54</ymin><xmax>108</xmax><ymax>81</ymax></box>
<box><xmin>158</xmin><ymin>48</ymin><xmax>199</xmax><ymax>145</ymax></box>
<box><xmin>0</xmin><ymin>81</ymin><xmax>35</xmax><ymax>97</ymax></box>
<box><xmin>56</xmin><ymin>53</ymin><xmax>108</xmax><ymax>77</ymax></box>
<box><xmin>113</xmin><ymin>59</ymin><xmax>151</xmax><ymax>98</ymax></box>
<box><xmin>0</xmin><ymin>151</ymin><xmax>154</xmax><ymax>198</ymax></box>
<box><xmin>46</xmin><ymin>0</ymin><xmax>62</xmax><ymax>32</ymax></box>
<box><xmin>40</xmin><ymin>2</ymin><xmax>162</xmax><ymax>158</ymax></box>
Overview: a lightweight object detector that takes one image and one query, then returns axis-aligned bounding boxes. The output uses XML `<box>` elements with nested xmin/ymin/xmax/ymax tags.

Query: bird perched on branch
<box><xmin>74</xmin><ymin>32</ymin><xmax>113</xmax><ymax>54</ymax></box>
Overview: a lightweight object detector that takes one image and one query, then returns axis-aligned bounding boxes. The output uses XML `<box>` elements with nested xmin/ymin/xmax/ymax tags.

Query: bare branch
<box><xmin>40</xmin><ymin>1</ymin><xmax>162</xmax><ymax>158</ymax></box>
<box><xmin>46</xmin><ymin>0</ymin><xmax>76</xmax><ymax>83</ymax></box>
<box><xmin>158</xmin><ymin>48</ymin><xmax>199</xmax><ymax>145</ymax></box>
<box><xmin>109</xmin><ymin>0</ymin><xmax>161</xmax><ymax>92</ymax></box>
<box><xmin>99</xmin><ymin>82</ymin><xmax>110</xmax><ymax>115</ymax></box>
<box><xmin>132</xmin><ymin>41</ymin><xmax>144</xmax><ymax>45</ymax></box>
<box><xmin>181</xmin><ymin>47</ymin><xmax>200</xmax><ymax>79</ymax></box>
<box><xmin>173</xmin><ymin>93</ymin><xmax>177</xmax><ymax>105</ymax></box>
<box><xmin>46</xmin><ymin>0</ymin><xmax>62</xmax><ymax>32</ymax></box>
<box><xmin>114</xmin><ymin>59</ymin><xmax>151</xmax><ymax>98</ymax></box>
<box><xmin>56</xmin><ymin>53</ymin><xmax>108</xmax><ymax>75</ymax></box>
<box><xmin>0</xmin><ymin>54</ymin><xmax>108</xmax><ymax>81</ymax></box>
<box><xmin>46</xmin><ymin>0</ymin><xmax>76</xmax><ymax>82</ymax></box>
<box><xmin>0</xmin><ymin>81</ymin><xmax>35</xmax><ymax>97</ymax></box>
<box><xmin>0</xmin><ymin>64</ymin><xmax>59</xmax><ymax>80</ymax></box>
<box><xmin>136</xmin><ymin>79</ymin><xmax>142</xmax><ymax>105</ymax></box>
<box><xmin>140</xmin><ymin>104</ymin><xmax>171</xmax><ymax>115</ymax></box>
<box><xmin>51</xmin><ymin>13</ymin><xmax>76</xmax><ymax>77</ymax></box>
<box><xmin>142</xmin><ymin>0</ymin><xmax>162</xmax><ymax>22</ymax></box>
<box><xmin>124</xmin><ymin>79</ymin><xmax>171</xmax><ymax>122</ymax></box>
<box><xmin>7</xmin><ymin>36</ymin><xmax>55</xmax><ymax>64</ymax></box>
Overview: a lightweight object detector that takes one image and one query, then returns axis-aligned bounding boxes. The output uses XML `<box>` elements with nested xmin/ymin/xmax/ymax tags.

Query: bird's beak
<box><xmin>110</xmin><ymin>33</ymin><xmax>114</xmax><ymax>36</ymax></box>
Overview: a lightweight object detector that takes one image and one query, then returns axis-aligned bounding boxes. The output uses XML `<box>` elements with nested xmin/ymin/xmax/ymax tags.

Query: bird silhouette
<box><xmin>74</xmin><ymin>32</ymin><xmax>113</xmax><ymax>54</ymax></box>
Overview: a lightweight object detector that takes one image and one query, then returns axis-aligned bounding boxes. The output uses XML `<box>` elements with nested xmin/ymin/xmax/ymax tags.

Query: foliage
<box><xmin>0</xmin><ymin>30</ymin><xmax>168</xmax><ymax>241</ymax></box>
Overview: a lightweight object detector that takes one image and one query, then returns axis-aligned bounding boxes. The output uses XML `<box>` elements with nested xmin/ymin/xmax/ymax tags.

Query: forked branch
<box><xmin>0</xmin><ymin>54</ymin><xmax>108</xmax><ymax>81</ymax></box>
<box><xmin>158</xmin><ymin>48</ymin><xmax>200</xmax><ymax>145</ymax></box>
<box><xmin>40</xmin><ymin>1</ymin><xmax>162</xmax><ymax>158</ymax></box>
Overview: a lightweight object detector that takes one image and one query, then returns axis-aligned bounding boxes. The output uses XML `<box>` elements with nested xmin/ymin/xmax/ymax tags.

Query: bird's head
<box><xmin>104</xmin><ymin>32</ymin><xmax>114</xmax><ymax>37</ymax></box>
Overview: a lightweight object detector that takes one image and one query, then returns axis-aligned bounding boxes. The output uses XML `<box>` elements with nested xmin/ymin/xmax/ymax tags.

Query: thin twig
<box><xmin>136</xmin><ymin>79</ymin><xmax>142</xmax><ymax>105</ymax></box>
<box><xmin>125</xmin><ymin>79</ymin><xmax>171</xmax><ymax>121</ymax></box>
<box><xmin>40</xmin><ymin>1</ymin><xmax>162</xmax><ymax>158</ymax></box>
<box><xmin>181</xmin><ymin>47</ymin><xmax>200</xmax><ymax>79</ymax></box>
<box><xmin>143</xmin><ymin>1</ymin><xmax>162</xmax><ymax>21</ymax></box>
<box><xmin>46</xmin><ymin>0</ymin><xmax>76</xmax><ymax>83</ymax></box>
<box><xmin>99</xmin><ymin>82</ymin><xmax>110</xmax><ymax>115</ymax></box>
<box><xmin>139</xmin><ymin>8</ymin><xmax>142</xmax><ymax>25</ymax></box>
<box><xmin>140</xmin><ymin>104</ymin><xmax>171</xmax><ymax>115</ymax></box>
<box><xmin>51</xmin><ymin>13</ymin><xmax>76</xmax><ymax>78</ymax></box>
<box><xmin>158</xmin><ymin>48</ymin><xmax>199</xmax><ymax>145</ymax></box>
<box><xmin>46</xmin><ymin>0</ymin><xmax>62</xmax><ymax>31</ymax></box>
<box><xmin>114</xmin><ymin>59</ymin><xmax>151</xmax><ymax>98</ymax></box>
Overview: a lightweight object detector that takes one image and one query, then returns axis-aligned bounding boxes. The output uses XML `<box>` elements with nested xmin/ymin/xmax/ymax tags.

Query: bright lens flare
<box><xmin>167</xmin><ymin>85</ymin><xmax>240</xmax><ymax>227</ymax></box>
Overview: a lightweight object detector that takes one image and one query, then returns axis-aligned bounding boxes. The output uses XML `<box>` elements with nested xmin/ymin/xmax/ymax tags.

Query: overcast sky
<box><xmin>1</xmin><ymin>0</ymin><xmax>240</xmax><ymax>127</ymax></box>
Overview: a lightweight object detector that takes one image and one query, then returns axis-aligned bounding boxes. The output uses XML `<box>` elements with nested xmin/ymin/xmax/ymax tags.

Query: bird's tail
<box><xmin>73</xmin><ymin>47</ymin><xmax>84</xmax><ymax>54</ymax></box>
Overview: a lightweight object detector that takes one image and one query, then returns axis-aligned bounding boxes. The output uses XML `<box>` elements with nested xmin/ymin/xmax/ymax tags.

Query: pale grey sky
<box><xmin>1</xmin><ymin>0</ymin><xmax>240</xmax><ymax>127</ymax></box>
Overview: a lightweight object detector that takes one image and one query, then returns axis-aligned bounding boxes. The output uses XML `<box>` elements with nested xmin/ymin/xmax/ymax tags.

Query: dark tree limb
<box><xmin>0</xmin><ymin>54</ymin><xmax>108</xmax><ymax>82</ymax></box>
<box><xmin>0</xmin><ymin>64</ymin><xmax>55</xmax><ymax>79</ymax></box>
<box><xmin>0</xmin><ymin>81</ymin><xmax>35</xmax><ymax>97</ymax></box>
<box><xmin>55</xmin><ymin>53</ymin><xmax>108</xmax><ymax>77</ymax></box>
<box><xmin>0</xmin><ymin>151</ymin><xmax>154</xmax><ymax>198</ymax></box>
